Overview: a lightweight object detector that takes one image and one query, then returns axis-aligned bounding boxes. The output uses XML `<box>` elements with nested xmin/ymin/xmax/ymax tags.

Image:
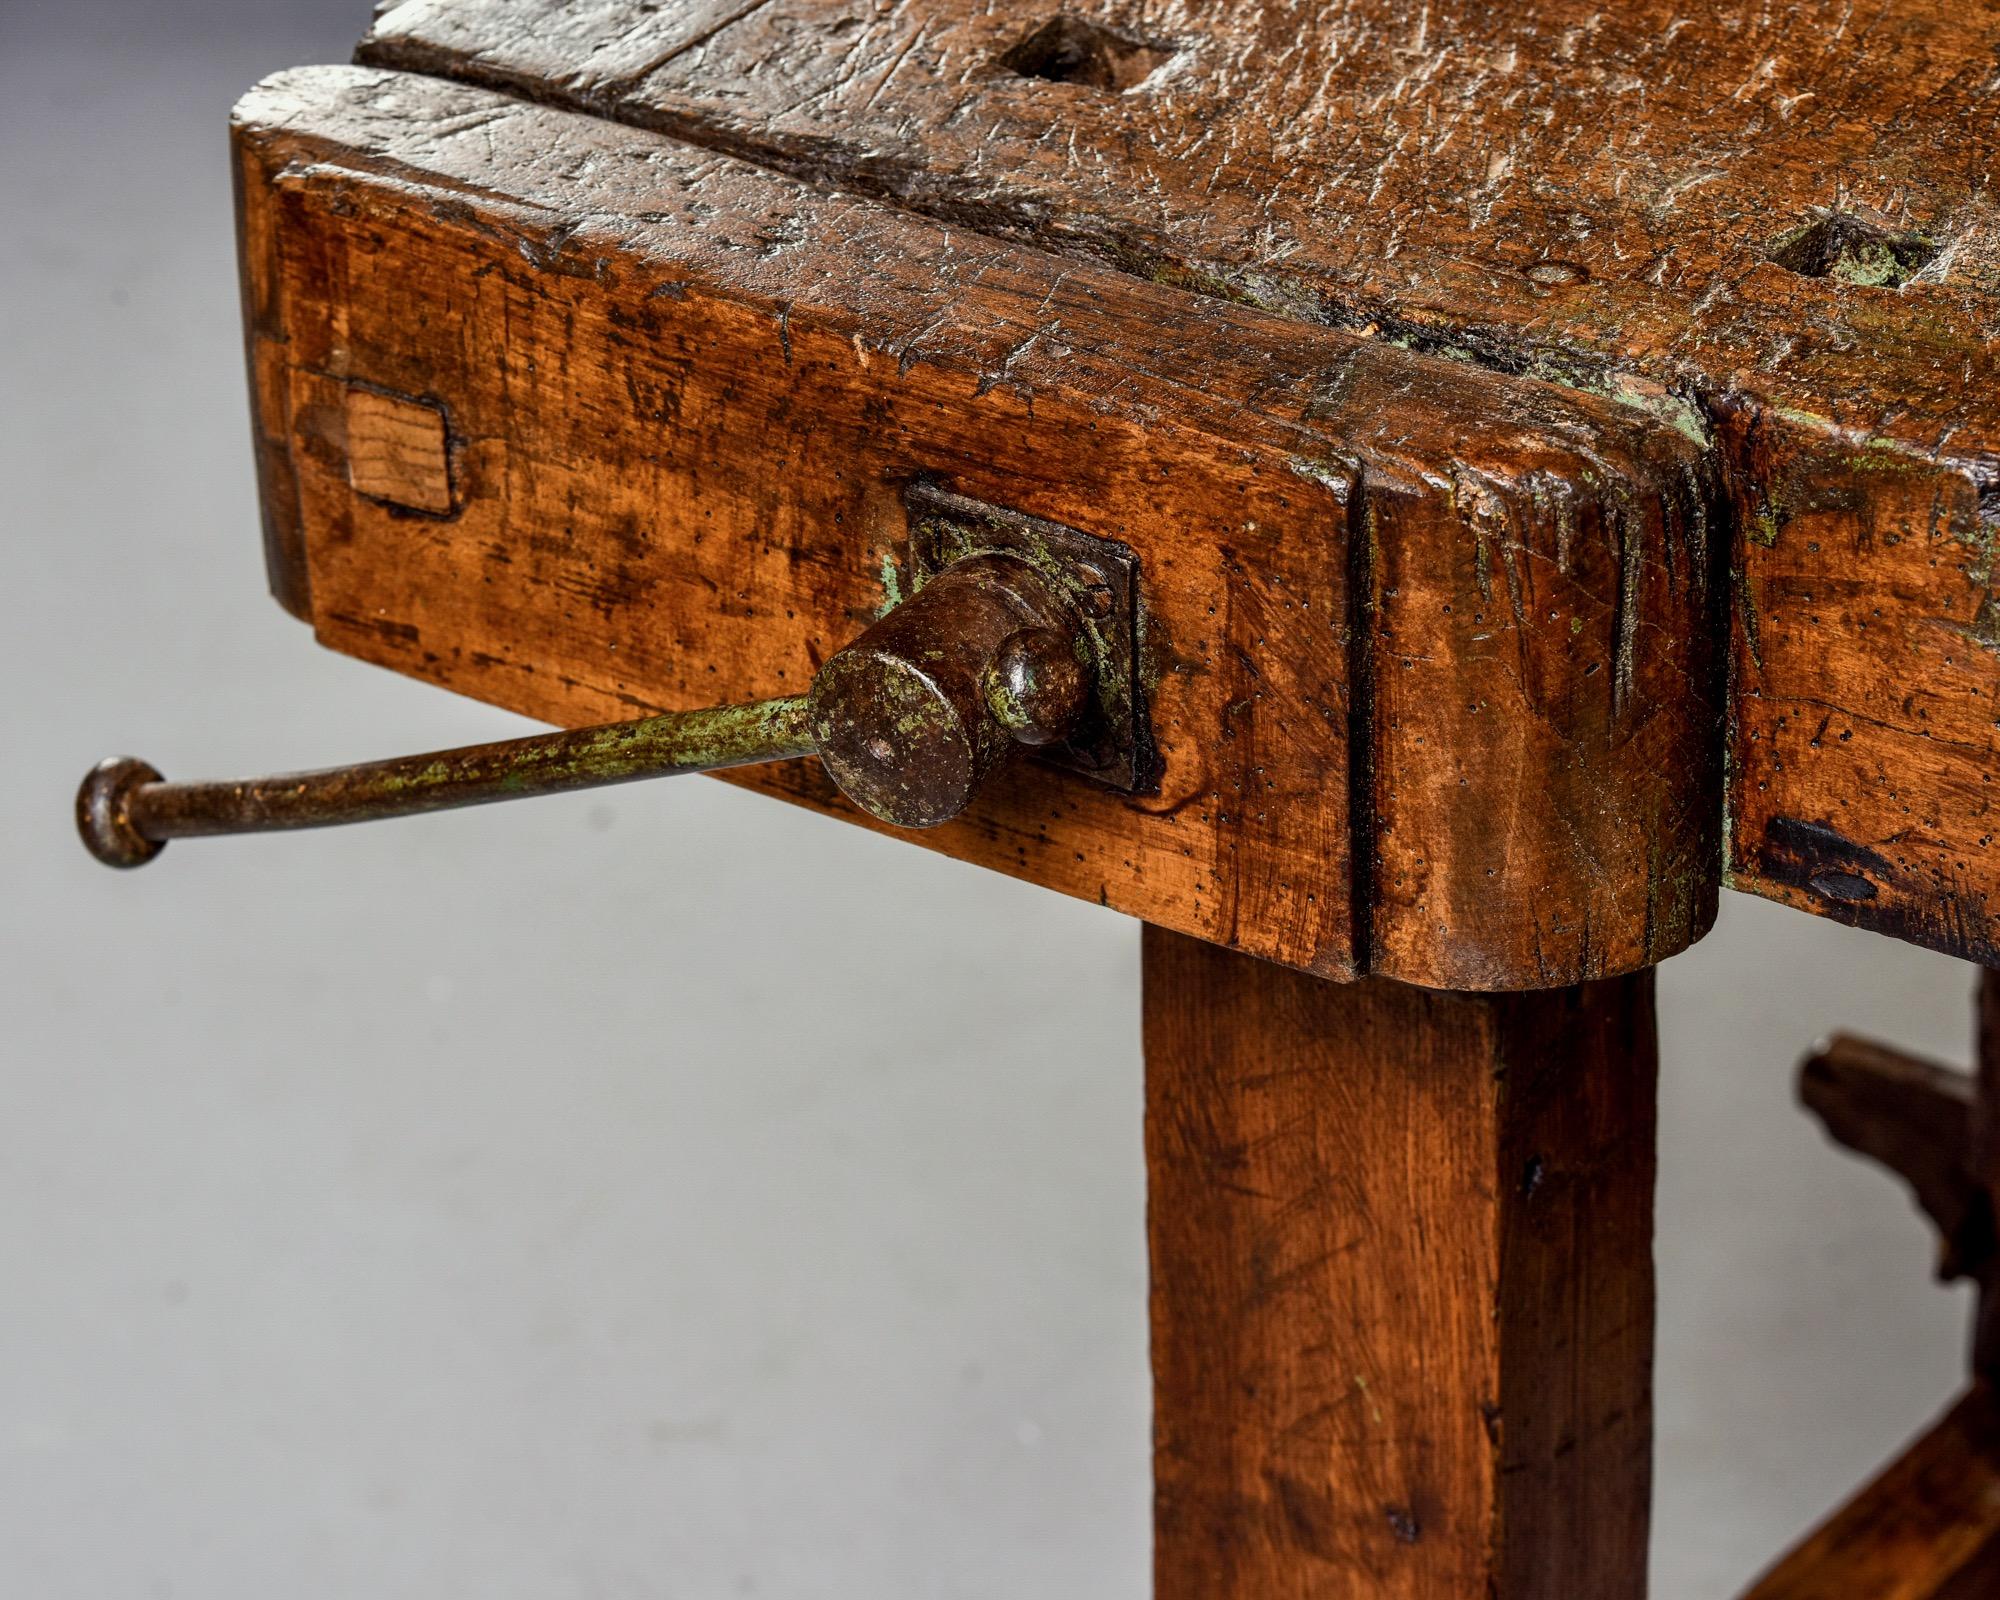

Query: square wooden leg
<box><xmin>1143</xmin><ymin>927</ymin><xmax>1657</xmax><ymax>1597</ymax></box>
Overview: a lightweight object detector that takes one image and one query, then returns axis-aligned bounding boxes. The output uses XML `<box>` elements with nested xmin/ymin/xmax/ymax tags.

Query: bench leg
<box><xmin>1143</xmin><ymin>927</ymin><xmax>1656</xmax><ymax>1598</ymax></box>
<box><xmin>1750</xmin><ymin>967</ymin><xmax>2000</xmax><ymax>1597</ymax></box>
<box><xmin>1742</xmin><ymin>1384</ymin><xmax>2000</xmax><ymax>1600</ymax></box>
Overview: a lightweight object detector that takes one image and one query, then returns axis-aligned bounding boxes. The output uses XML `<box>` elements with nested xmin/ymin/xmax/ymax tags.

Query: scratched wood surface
<box><xmin>1144</xmin><ymin>927</ymin><xmax>1656</xmax><ymax>1598</ymax></box>
<box><xmin>236</xmin><ymin>64</ymin><xmax>1718</xmax><ymax>988</ymax></box>
<box><xmin>358</xmin><ymin>0</ymin><xmax>2000</xmax><ymax>966</ymax></box>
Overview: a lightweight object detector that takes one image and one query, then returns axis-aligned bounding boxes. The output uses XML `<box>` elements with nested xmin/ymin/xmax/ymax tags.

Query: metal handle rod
<box><xmin>78</xmin><ymin>550</ymin><xmax>1099</xmax><ymax>869</ymax></box>
<box><xmin>78</xmin><ymin>695</ymin><xmax>814</xmax><ymax>868</ymax></box>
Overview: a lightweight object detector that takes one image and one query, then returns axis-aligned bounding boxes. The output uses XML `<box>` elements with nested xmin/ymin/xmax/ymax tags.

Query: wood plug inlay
<box><xmin>344</xmin><ymin>386</ymin><xmax>452</xmax><ymax>516</ymax></box>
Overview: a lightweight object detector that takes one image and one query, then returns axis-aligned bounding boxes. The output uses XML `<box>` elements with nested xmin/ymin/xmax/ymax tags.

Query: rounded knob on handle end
<box><xmin>76</xmin><ymin>756</ymin><xmax>166</xmax><ymax>868</ymax></box>
<box><xmin>982</xmin><ymin>627</ymin><xmax>1090</xmax><ymax>747</ymax></box>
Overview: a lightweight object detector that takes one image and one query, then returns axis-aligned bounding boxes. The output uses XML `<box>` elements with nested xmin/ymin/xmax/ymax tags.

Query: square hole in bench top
<box><xmin>1767</xmin><ymin>211</ymin><xmax>1941</xmax><ymax>288</ymax></box>
<box><xmin>999</xmin><ymin>16</ymin><xmax>1176</xmax><ymax>91</ymax></box>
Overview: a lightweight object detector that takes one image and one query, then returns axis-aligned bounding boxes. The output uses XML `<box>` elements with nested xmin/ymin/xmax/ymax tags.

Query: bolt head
<box><xmin>981</xmin><ymin>628</ymin><xmax>1090</xmax><ymax>747</ymax></box>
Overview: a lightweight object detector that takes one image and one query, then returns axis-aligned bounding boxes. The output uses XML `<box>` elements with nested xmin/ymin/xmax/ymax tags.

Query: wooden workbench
<box><xmin>203</xmin><ymin>1</ymin><xmax>2000</xmax><ymax>1591</ymax></box>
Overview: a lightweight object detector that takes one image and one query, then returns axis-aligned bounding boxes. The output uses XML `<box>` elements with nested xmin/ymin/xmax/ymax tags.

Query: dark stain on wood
<box><xmin>1757</xmin><ymin>817</ymin><xmax>1894</xmax><ymax>904</ymax></box>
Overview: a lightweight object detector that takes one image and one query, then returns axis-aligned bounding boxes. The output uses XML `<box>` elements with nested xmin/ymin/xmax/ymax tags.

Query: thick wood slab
<box><xmin>1725</xmin><ymin>418</ymin><xmax>2000</xmax><ymax>966</ymax></box>
<box><xmin>1144</xmin><ymin>929</ymin><xmax>1656</xmax><ymax>1597</ymax></box>
<box><xmin>235</xmin><ymin>65</ymin><xmax>1718</xmax><ymax>987</ymax></box>
<box><xmin>1743</xmin><ymin>1385</ymin><xmax>2000</xmax><ymax>1600</ymax></box>
<box><xmin>360</xmin><ymin>0</ymin><xmax>2000</xmax><ymax>966</ymax></box>
<box><xmin>360</xmin><ymin>0</ymin><xmax>2000</xmax><ymax>413</ymax></box>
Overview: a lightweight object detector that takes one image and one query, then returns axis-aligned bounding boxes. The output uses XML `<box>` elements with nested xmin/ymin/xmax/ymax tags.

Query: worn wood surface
<box><xmin>235</xmin><ymin>64</ymin><xmax>1719</xmax><ymax>988</ymax></box>
<box><xmin>203</xmin><ymin>16</ymin><xmax>2000</xmax><ymax>1591</ymax></box>
<box><xmin>359</xmin><ymin>0</ymin><xmax>2000</xmax><ymax>967</ymax></box>
<box><xmin>1725</xmin><ymin>418</ymin><xmax>2000</xmax><ymax>965</ymax></box>
<box><xmin>1143</xmin><ymin>926</ymin><xmax>1656</xmax><ymax>1598</ymax></box>
<box><xmin>1742</xmin><ymin>1384</ymin><xmax>2000</xmax><ymax>1600</ymax></box>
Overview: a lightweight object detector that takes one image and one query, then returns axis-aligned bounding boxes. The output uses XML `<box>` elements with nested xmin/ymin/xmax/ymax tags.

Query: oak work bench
<box><xmin>72</xmin><ymin>1</ymin><xmax>2000</xmax><ymax>1593</ymax></box>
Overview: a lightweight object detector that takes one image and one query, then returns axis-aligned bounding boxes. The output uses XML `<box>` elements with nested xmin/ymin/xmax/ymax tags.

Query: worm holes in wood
<box><xmin>998</xmin><ymin>16</ymin><xmax>1175</xmax><ymax>92</ymax></box>
<box><xmin>1767</xmin><ymin>211</ymin><xmax>1941</xmax><ymax>288</ymax></box>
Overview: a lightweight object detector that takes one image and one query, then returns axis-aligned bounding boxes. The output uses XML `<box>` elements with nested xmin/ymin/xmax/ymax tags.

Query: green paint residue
<box><xmin>1828</xmin><ymin>240</ymin><xmax>1910</xmax><ymax>288</ymax></box>
<box><xmin>878</xmin><ymin>551</ymin><xmax>904</xmax><ymax>617</ymax></box>
<box><xmin>1604</xmin><ymin>374</ymin><xmax>1711</xmax><ymax>449</ymax></box>
<box><xmin>1287</xmin><ymin>455</ymin><xmax>1351</xmax><ymax>496</ymax></box>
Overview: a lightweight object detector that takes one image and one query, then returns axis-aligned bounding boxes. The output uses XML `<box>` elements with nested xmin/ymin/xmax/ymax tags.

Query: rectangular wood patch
<box><xmin>343</xmin><ymin>386</ymin><xmax>452</xmax><ymax>515</ymax></box>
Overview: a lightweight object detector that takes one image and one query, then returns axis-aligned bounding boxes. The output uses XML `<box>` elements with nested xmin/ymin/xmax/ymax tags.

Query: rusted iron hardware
<box><xmin>78</xmin><ymin>542</ymin><xmax>1137</xmax><ymax>867</ymax></box>
<box><xmin>906</xmin><ymin>484</ymin><xmax>1153</xmax><ymax>793</ymax></box>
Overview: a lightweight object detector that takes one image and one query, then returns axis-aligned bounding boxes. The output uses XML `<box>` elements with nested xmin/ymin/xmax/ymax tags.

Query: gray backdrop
<box><xmin>0</xmin><ymin>3</ymin><xmax>1977</xmax><ymax>1594</ymax></box>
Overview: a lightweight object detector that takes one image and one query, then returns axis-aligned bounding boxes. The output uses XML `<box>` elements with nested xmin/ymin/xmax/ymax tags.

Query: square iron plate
<box><xmin>905</xmin><ymin>483</ymin><xmax>1155</xmax><ymax>794</ymax></box>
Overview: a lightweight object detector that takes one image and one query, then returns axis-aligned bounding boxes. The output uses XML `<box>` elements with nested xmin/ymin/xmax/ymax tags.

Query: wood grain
<box><xmin>1742</xmin><ymin>1385</ymin><xmax>2000</xmax><ymax>1600</ymax></box>
<box><xmin>1725</xmin><ymin>412</ymin><xmax>2000</xmax><ymax>966</ymax></box>
<box><xmin>342</xmin><ymin>386</ymin><xmax>453</xmax><ymax>515</ymax></box>
<box><xmin>234</xmin><ymin>65</ymin><xmax>1719</xmax><ymax>988</ymax></box>
<box><xmin>360</xmin><ymin>0</ymin><xmax>2000</xmax><ymax>968</ymax></box>
<box><xmin>1143</xmin><ymin>925</ymin><xmax>1656</xmax><ymax>1598</ymax></box>
<box><xmin>360</xmin><ymin>0</ymin><xmax>2000</xmax><ymax>396</ymax></box>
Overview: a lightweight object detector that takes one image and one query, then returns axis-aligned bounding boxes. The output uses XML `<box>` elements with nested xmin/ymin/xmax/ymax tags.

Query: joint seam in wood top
<box><xmin>351</xmin><ymin>31</ymin><xmax>1730</xmax><ymax>445</ymax></box>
